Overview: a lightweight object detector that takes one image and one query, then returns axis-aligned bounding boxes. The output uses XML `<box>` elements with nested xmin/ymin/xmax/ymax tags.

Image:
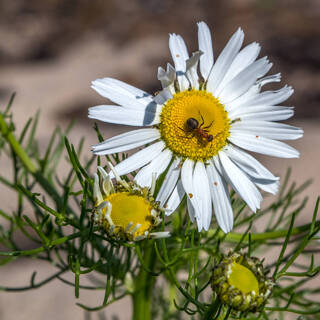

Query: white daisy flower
<box><xmin>89</xmin><ymin>22</ymin><xmax>303</xmax><ymax>233</ymax></box>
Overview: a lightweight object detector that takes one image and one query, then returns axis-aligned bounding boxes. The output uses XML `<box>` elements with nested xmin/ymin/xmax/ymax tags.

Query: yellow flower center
<box><xmin>104</xmin><ymin>192</ymin><xmax>153</xmax><ymax>238</ymax></box>
<box><xmin>228</xmin><ymin>262</ymin><xmax>259</xmax><ymax>295</ymax></box>
<box><xmin>159</xmin><ymin>90</ymin><xmax>230</xmax><ymax>161</ymax></box>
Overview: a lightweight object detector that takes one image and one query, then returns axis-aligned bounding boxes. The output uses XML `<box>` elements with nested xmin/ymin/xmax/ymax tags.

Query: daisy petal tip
<box><xmin>270</xmin><ymin>188</ymin><xmax>279</xmax><ymax>196</ymax></box>
<box><xmin>91</xmin><ymin>78</ymin><xmax>107</xmax><ymax>87</ymax></box>
<box><xmin>236</xmin><ymin>27</ymin><xmax>244</xmax><ymax>35</ymax></box>
<box><xmin>164</xmin><ymin>210</ymin><xmax>173</xmax><ymax>216</ymax></box>
<box><xmin>197</xmin><ymin>224</ymin><xmax>203</xmax><ymax>232</ymax></box>
<box><xmin>197</xmin><ymin>21</ymin><xmax>209</xmax><ymax>29</ymax></box>
<box><xmin>253</xmin><ymin>203</ymin><xmax>261</xmax><ymax>213</ymax></box>
<box><xmin>222</xmin><ymin>227</ymin><xmax>230</xmax><ymax>234</ymax></box>
<box><xmin>91</xmin><ymin>79</ymin><xmax>99</xmax><ymax>86</ymax></box>
<box><xmin>225</xmin><ymin>217</ymin><xmax>234</xmax><ymax>233</ymax></box>
<box><xmin>157</xmin><ymin>66</ymin><xmax>164</xmax><ymax>74</ymax></box>
<box><xmin>219</xmin><ymin>223</ymin><xmax>229</xmax><ymax>234</ymax></box>
<box><xmin>92</xmin><ymin>150</ymin><xmax>105</xmax><ymax>156</ymax></box>
<box><xmin>289</xmin><ymin>147</ymin><xmax>300</xmax><ymax>158</ymax></box>
<box><xmin>88</xmin><ymin>105</ymin><xmax>95</xmax><ymax>111</ymax></box>
<box><xmin>90</xmin><ymin>84</ymin><xmax>100</xmax><ymax>94</ymax></box>
<box><xmin>296</xmin><ymin>132</ymin><xmax>304</xmax><ymax>140</ymax></box>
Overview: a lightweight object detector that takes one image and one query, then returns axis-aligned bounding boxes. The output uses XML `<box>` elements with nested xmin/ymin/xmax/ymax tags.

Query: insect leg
<box><xmin>198</xmin><ymin>110</ymin><xmax>205</xmax><ymax>127</ymax></box>
<box><xmin>203</xmin><ymin>120</ymin><xmax>213</xmax><ymax>130</ymax></box>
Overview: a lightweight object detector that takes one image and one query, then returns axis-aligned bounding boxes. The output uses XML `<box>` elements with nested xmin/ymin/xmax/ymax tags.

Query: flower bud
<box><xmin>211</xmin><ymin>251</ymin><xmax>274</xmax><ymax>312</ymax></box>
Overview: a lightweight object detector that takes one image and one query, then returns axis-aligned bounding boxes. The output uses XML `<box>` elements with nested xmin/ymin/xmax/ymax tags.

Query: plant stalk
<box><xmin>209</xmin><ymin>221</ymin><xmax>320</xmax><ymax>242</ymax></box>
<box><xmin>132</xmin><ymin>241</ymin><xmax>156</xmax><ymax>320</ymax></box>
<box><xmin>0</xmin><ymin>112</ymin><xmax>70</xmax><ymax>211</ymax></box>
<box><xmin>0</xmin><ymin>112</ymin><xmax>37</xmax><ymax>173</ymax></box>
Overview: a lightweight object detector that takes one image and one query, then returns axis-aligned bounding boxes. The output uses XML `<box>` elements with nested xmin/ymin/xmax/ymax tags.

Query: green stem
<box><xmin>132</xmin><ymin>241</ymin><xmax>156</xmax><ymax>320</ymax></box>
<box><xmin>208</xmin><ymin>221</ymin><xmax>319</xmax><ymax>242</ymax></box>
<box><xmin>167</xmin><ymin>267</ymin><xmax>205</xmax><ymax>312</ymax></box>
<box><xmin>0</xmin><ymin>112</ymin><xmax>37</xmax><ymax>173</ymax></box>
<box><xmin>0</xmin><ymin>268</ymin><xmax>68</xmax><ymax>291</ymax></box>
<box><xmin>265</xmin><ymin>306</ymin><xmax>320</xmax><ymax>315</ymax></box>
<box><xmin>0</xmin><ymin>112</ymin><xmax>70</xmax><ymax>211</ymax></box>
<box><xmin>168</xmin><ymin>282</ymin><xmax>176</xmax><ymax>314</ymax></box>
<box><xmin>0</xmin><ymin>228</ymin><xmax>96</xmax><ymax>256</ymax></box>
<box><xmin>203</xmin><ymin>299</ymin><xmax>221</xmax><ymax>320</ymax></box>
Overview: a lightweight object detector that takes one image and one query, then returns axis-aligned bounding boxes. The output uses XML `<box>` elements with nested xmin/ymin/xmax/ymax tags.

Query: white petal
<box><xmin>222</xmin><ymin>145</ymin><xmax>279</xmax><ymax>194</ymax></box>
<box><xmin>225</xmin><ymin>86</ymin><xmax>259</xmax><ymax>112</ymax></box>
<box><xmin>197</xmin><ymin>21</ymin><xmax>214</xmax><ymax>80</ymax></box>
<box><xmin>169</xmin><ymin>34</ymin><xmax>189</xmax><ymax>71</ymax></box>
<box><xmin>186</xmin><ymin>51</ymin><xmax>202</xmax><ymax>89</ymax></box>
<box><xmin>256</xmin><ymin>73</ymin><xmax>281</xmax><ymax>87</ymax></box>
<box><xmin>92</xmin><ymin>128</ymin><xmax>160</xmax><ymax>155</ymax></box>
<box><xmin>224</xmin><ymin>74</ymin><xmax>281</xmax><ymax>112</ymax></box>
<box><xmin>231</xmin><ymin>120</ymin><xmax>303</xmax><ymax>140</ymax></box>
<box><xmin>215</xmin><ymin>42</ymin><xmax>261</xmax><ymax>95</ymax></box>
<box><xmin>93</xmin><ymin>173</ymin><xmax>103</xmax><ymax>204</ymax></box>
<box><xmin>156</xmin><ymin>158</ymin><xmax>181</xmax><ymax>206</ymax></box>
<box><xmin>165</xmin><ymin>180</ymin><xmax>185</xmax><ymax>215</ymax></box>
<box><xmin>212</xmin><ymin>154</ymin><xmax>223</xmax><ymax>176</ymax></box>
<box><xmin>169</xmin><ymin>33</ymin><xmax>189</xmax><ymax>91</ymax></box>
<box><xmin>229</xmin><ymin>131</ymin><xmax>300</xmax><ymax>158</ymax></box>
<box><xmin>246</xmin><ymin>85</ymin><xmax>294</xmax><ymax>106</ymax></box>
<box><xmin>207</xmin><ymin>28</ymin><xmax>244</xmax><ymax>95</ymax></box>
<box><xmin>181</xmin><ymin>159</ymin><xmax>200</xmax><ymax>218</ymax></box>
<box><xmin>89</xmin><ymin>105</ymin><xmax>160</xmax><ymax>126</ymax></box>
<box><xmin>252</xmin><ymin>178</ymin><xmax>279</xmax><ymax>194</ymax></box>
<box><xmin>97</xmin><ymin>166</ymin><xmax>113</xmax><ymax>195</ymax></box>
<box><xmin>223</xmin><ymin>144</ymin><xmax>278</xmax><ymax>181</ymax></box>
<box><xmin>229</xmin><ymin>85</ymin><xmax>294</xmax><ymax>110</ymax></box>
<box><xmin>206</xmin><ymin>162</ymin><xmax>233</xmax><ymax>233</ymax></box>
<box><xmin>229</xmin><ymin>105</ymin><xmax>294</xmax><ymax>122</ymax></box>
<box><xmin>218</xmin><ymin>151</ymin><xmax>262</xmax><ymax>212</ymax></box>
<box><xmin>158</xmin><ymin>63</ymin><xmax>176</xmax><ymax>89</ymax></box>
<box><xmin>193</xmin><ymin>161</ymin><xmax>212</xmax><ymax>231</ymax></box>
<box><xmin>135</xmin><ymin>149</ymin><xmax>172</xmax><ymax>188</ymax></box>
<box><xmin>110</xmin><ymin>141</ymin><xmax>165</xmax><ymax>177</ymax></box>
<box><xmin>153</xmin><ymin>88</ymin><xmax>173</xmax><ymax>105</ymax></box>
<box><xmin>187</xmin><ymin>198</ymin><xmax>196</xmax><ymax>223</ymax></box>
<box><xmin>230</xmin><ymin>73</ymin><xmax>282</xmax><ymax>108</ymax></box>
<box><xmin>219</xmin><ymin>57</ymin><xmax>272</xmax><ymax>104</ymax></box>
<box><xmin>91</xmin><ymin>78</ymin><xmax>154</xmax><ymax>109</ymax></box>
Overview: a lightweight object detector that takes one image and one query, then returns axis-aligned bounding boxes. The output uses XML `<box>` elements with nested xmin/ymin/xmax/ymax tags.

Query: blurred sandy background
<box><xmin>0</xmin><ymin>0</ymin><xmax>319</xmax><ymax>319</ymax></box>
